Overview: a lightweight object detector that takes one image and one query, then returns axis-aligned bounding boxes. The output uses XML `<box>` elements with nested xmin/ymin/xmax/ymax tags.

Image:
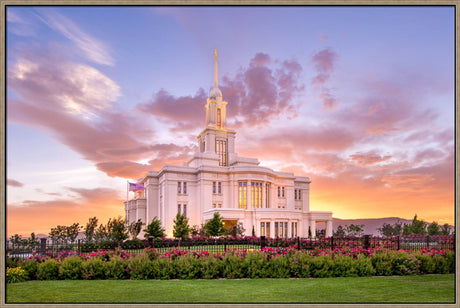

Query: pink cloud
<box><xmin>7</xmin><ymin>179</ymin><xmax>24</xmax><ymax>187</ymax></box>
<box><xmin>311</xmin><ymin>48</ymin><xmax>339</xmax><ymax>109</ymax></box>
<box><xmin>349</xmin><ymin>152</ymin><xmax>392</xmax><ymax>167</ymax></box>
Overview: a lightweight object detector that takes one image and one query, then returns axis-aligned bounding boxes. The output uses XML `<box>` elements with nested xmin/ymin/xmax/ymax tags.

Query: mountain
<box><xmin>331</xmin><ymin>217</ymin><xmax>414</xmax><ymax>236</ymax></box>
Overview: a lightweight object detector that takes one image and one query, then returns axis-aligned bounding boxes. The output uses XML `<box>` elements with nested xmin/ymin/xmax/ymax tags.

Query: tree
<box><xmin>107</xmin><ymin>216</ymin><xmax>128</xmax><ymax>242</ymax></box>
<box><xmin>308</xmin><ymin>226</ymin><xmax>312</xmax><ymax>238</ymax></box>
<box><xmin>204</xmin><ymin>212</ymin><xmax>226</xmax><ymax>237</ymax></box>
<box><xmin>190</xmin><ymin>224</ymin><xmax>209</xmax><ymax>237</ymax></box>
<box><xmin>345</xmin><ymin>224</ymin><xmax>364</xmax><ymax>237</ymax></box>
<box><xmin>143</xmin><ymin>217</ymin><xmax>166</xmax><ymax>238</ymax></box>
<box><xmin>128</xmin><ymin>219</ymin><xmax>144</xmax><ymax>239</ymax></box>
<box><xmin>173</xmin><ymin>213</ymin><xmax>191</xmax><ymax>239</ymax></box>
<box><xmin>66</xmin><ymin>223</ymin><xmax>82</xmax><ymax>244</ymax></box>
<box><xmin>377</xmin><ymin>221</ymin><xmax>403</xmax><ymax>237</ymax></box>
<box><xmin>27</xmin><ymin>232</ymin><xmax>39</xmax><ymax>250</ymax></box>
<box><xmin>84</xmin><ymin>217</ymin><xmax>98</xmax><ymax>243</ymax></box>
<box><xmin>427</xmin><ymin>222</ymin><xmax>442</xmax><ymax>235</ymax></box>
<box><xmin>225</xmin><ymin>222</ymin><xmax>245</xmax><ymax>237</ymax></box>
<box><xmin>403</xmin><ymin>215</ymin><xmax>427</xmax><ymax>235</ymax></box>
<box><xmin>334</xmin><ymin>225</ymin><xmax>346</xmax><ymax>237</ymax></box>
<box><xmin>441</xmin><ymin>223</ymin><xmax>451</xmax><ymax>236</ymax></box>
<box><xmin>94</xmin><ymin>223</ymin><xmax>108</xmax><ymax>242</ymax></box>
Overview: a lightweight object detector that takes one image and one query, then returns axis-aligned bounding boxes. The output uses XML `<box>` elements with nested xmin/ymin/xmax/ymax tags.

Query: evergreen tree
<box><xmin>334</xmin><ymin>225</ymin><xmax>346</xmax><ymax>237</ymax></box>
<box><xmin>128</xmin><ymin>219</ymin><xmax>144</xmax><ymax>239</ymax></box>
<box><xmin>427</xmin><ymin>221</ymin><xmax>442</xmax><ymax>235</ymax></box>
<box><xmin>403</xmin><ymin>214</ymin><xmax>427</xmax><ymax>235</ymax></box>
<box><xmin>107</xmin><ymin>216</ymin><xmax>128</xmax><ymax>242</ymax></box>
<box><xmin>377</xmin><ymin>221</ymin><xmax>403</xmax><ymax>237</ymax></box>
<box><xmin>84</xmin><ymin>217</ymin><xmax>98</xmax><ymax>243</ymax></box>
<box><xmin>345</xmin><ymin>224</ymin><xmax>364</xmax><ymax>237</ymax></box>
<box><xmin>441</xmin><ymin>223</ymin><xmax>451</xmax><ymax>236</ymax></box>
<box><xmin>173</xmin><ymin>213</ymin><xmax>191</xmax><ymax>239</ymax></box>
<box><xmin>204</xmin><ymin>212</ymin><xmax>226</xmax><ymax>236</ymax></box>
<box><xmin>143</xmin><ymin>217</ymin><xmax>166</xmax><ymax>238</ymax></box>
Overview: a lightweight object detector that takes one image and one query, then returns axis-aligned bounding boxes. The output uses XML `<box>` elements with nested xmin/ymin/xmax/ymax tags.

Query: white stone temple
<box><xmin>125</xmin><ymin>50</ymin><xmax>333</xmax><ymax>238</ymax></box>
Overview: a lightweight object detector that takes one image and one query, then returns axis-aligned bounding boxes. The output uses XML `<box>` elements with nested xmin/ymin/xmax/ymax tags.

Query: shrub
<box><xmin>309</xmin><ymin>255</ymin><xmax>333</xmax><ymax>278</ymax></box>
<box><xmin>104</xmin><ymin>256</ymin><xmax>129</xmax><ymax>280</ymax></box>
<box><xmin>371</xmin><ymin>252</ymin><xmax>393</xmax><ymax>276</ymax></box>
<box><xmin>174</xmin><ymin>254</ymin><xmax>203</xmax><ymax>279</ymax></box>
<box><xmin>81</xmin><ymin>258</ymin><xmax>106</xmax><ymax>280</ymax></box>
<box><xmin>353</xmin><ymin>255</ymin><xmax>375</xmax><ymax>277</ymax></box>
<box><xmin>390</xmin><ymin>251</ymin><xmax>420</xmax><ymax>275</ymax></box>
<box><xmin>267</xmin><ymin>255</ymin><xmax>291</xmax><ymax>278</ymax></box>
<box><xmin>6</xmin><ymin>257</ymin><xmax>21</xmax><ymax>268</ymax></box>
<box><xmin>59</xmin><ymin>256</ymin><xmax>83</xmax><ymax>280</ymax></box>
<box><xmin>121</xmin><ymin>239</ymin><xmax>145</xmax><ymax>250</ymax></box>
<box><xmin>330</xmin><ymin>255</ymin><xmax>357</xmax><ymax>277</ymax></box>
<box><xmin>201</xmin><ymin>256</ymin><xmax>224</xmax><ymax>279</ymax></box>
<box><xmin>222</xmin><ymin>253</ymin><xmax>245</xmax><ymax>279</ymax></box>
<box><xmin>6</xmin><ymin>267</ymin><xmax>27</xmax><ymax>283</ymax></box>
<box><xmin>128</xmin><ymin>255</ymin><xmax>155</xmax><ymax>280</ymax></box>
<box><xmin>414</xmin><ymin>253</ymin><xmax>436</xmax><ymax>274</ymax></box>
<box><xmin>37</xmin><ymin>259</ymin><xmax>60</xmax><ymax>280</ymax></box>
<box><xmin>21</xmin><ymin>260</ymin><xmax>39</xmax><ymax>280</ymax></box>
<box><xmin>244</xmin><ymin>252</ymin><xmax>269</xmax><ymax>278</ymax></box>
<box><xmin>289</xmin><ymin>252</ymin><xmax>311</xmax><ymax>278</ymax></box>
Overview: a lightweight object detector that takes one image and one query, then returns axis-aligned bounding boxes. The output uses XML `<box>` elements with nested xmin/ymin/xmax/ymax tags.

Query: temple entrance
<box><xmin>222</xmin><ymin>220</ymin><xmax>239</xmax><ymax>236</ymax></box>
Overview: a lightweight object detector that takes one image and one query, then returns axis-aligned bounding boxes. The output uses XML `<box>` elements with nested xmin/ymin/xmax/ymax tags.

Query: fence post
<box><xmin>297</xmin><ymin>236</ymin><xmax>300</xmax><ymax>250</ymax></box>
<box><xmin>148</xmin><ymin>236</ymin><xmax>154</xmax><ymax>248</ymax></box>
<box><xmin>224</xmin><ymin>238</ymin><xmax>227</xmax><ymax>252</ymax></box>
<box><xmin>77</xmin><ymin>239</ymin><xmax>81</xmax><ymax>252</ymax></box>
<box><xmin>363</xmin><ymin>235</ymin><xmax>370</xmax><ymax>250</ymax></box>
<box><xmin>397</xmin><ymin>236</ymin><xmax>400</xmax><ymax>250</ymax></box>
<box><xmin>40</xmin><ymin>238</ymin><xmax>47</xmax><ymax>253</ymax></box>
<box><xmin>260</xmin><ymin>236</ymin><xmax>266</xmax><ymax>250</ymax></box>
<box><xmin>426</xmin><ymin>235</ymin><xmax>430</xmax><ymax>248</ymax></box>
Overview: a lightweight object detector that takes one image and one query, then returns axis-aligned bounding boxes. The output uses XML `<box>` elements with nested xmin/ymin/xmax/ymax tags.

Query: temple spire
<box><xmin>214</xmin><ymin>48</ymin><xmax>218</xmax><ymax>88</ymax></box>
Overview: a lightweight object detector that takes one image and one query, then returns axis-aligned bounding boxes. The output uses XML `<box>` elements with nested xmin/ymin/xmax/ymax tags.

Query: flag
<box><xmin>129</xmin><ymin>182</ymin><xmax>145</xmax><ymax>191</ymax></box>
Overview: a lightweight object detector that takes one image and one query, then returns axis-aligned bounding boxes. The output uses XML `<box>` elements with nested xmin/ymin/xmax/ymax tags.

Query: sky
<box><xmin>5</xmin><ymin>5</ymin><xmax>455</xmax><ymax>237</ymax></box>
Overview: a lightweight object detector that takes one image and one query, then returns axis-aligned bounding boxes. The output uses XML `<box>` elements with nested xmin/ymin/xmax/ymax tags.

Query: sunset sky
<box><xmin>5</xmin><ymin>6</ymin><xmax>455</xmax><ymax>237</ymax></box>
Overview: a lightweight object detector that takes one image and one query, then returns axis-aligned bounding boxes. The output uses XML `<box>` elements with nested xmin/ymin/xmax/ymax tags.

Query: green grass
<box><xmin>6</xmin><ymin>274</ymin><xmax>454</xmax><ymax>303</ymax></box>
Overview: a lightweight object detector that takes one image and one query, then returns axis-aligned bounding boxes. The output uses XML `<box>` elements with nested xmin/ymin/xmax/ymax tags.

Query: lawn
<box><xmin>6</xmin><ymin>274</ymin><xmax>455</xmax><ymax>303</ymax></box>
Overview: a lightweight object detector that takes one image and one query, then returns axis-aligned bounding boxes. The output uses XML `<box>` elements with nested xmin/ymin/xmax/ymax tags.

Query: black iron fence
<box><xmin>6</xmin><ymin>235</ymin><xmax>455</xmax><ymax>259</ymax></box>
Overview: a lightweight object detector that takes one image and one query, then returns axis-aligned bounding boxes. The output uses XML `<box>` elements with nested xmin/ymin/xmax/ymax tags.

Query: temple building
<box><xmin>125</xmin><ymin>50</ymin><xmax>333</xmax><ymax>238</ymax></box>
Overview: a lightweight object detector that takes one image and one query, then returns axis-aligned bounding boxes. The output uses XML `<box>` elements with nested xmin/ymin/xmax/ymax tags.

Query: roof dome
<box><xmin>209</xmin><ymin>86</ymin><xmax>222</xmax><ymax>98</ymax></box>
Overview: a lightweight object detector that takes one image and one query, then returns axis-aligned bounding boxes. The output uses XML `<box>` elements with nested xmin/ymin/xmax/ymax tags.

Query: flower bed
<box><xmin>6</xmin><ymin>246</ymin><xmax>454</xmax><ymax>282</ymax></box>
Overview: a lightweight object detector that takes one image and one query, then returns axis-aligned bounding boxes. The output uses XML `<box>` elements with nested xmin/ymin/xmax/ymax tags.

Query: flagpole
<box><xmin>126</xmin><ymin>181</ymin><xmax>129</xmax><ymax>230</ymax></box>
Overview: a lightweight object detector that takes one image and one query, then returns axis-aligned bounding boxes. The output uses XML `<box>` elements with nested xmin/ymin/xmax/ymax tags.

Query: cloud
<box><xmin>139</xmin><ymin>53</ymin><xmax>305</xmax><ymax>132</ymax></box>
<box><xmin>37</xmin><ymin>9</ymin><xmax>114</xmax><ymax>66</ymax></box>
<box><xmin>7</xmin><ymin>179</ymin><xmax>24</xmax><ymax>187</ymax></box>
<box><xmin>348</xmin><ymin>151</ymin><xmax>392</xmax><ymax>167</ymax></box>
<box><xmin>7</xmin><ymin>187</ymin><xmax>125</xmax><ymax>237</ymax></box>
<box><xmin>311</xmin><ymin>48</ymin><xmax>339</xmax><ymax>109</ymax></box>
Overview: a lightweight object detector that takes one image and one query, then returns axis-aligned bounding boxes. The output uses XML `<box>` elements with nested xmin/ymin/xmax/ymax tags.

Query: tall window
<box><xmin>295</xmin><ymin>189</ymin><xmax>302</xmax><ymax>200</ymax></box>
<box><xmin>282</xmin><ymin>187</ymin><xmax>285</xmax><ymax>198</ymax></box>
<box><xmin>274</xmin><ymin>222</ymin><xmax>279</xmax><ymax>238</ymax></box>
<box><xmin>177</xmin><ymin>182</ymin><xmax>181</xmax><ymax>194</ymax></box>
<box><xmin>216</xmin><ymin>139</ymin><xmax>227</xmax><ymax>166</ymax></box>
<box><xmin>261</xmin><ymin>222</ymin><xmax>270</xmax><ymax>237</ymax></box>
<box><xmin>278</xmin><ymin>186</ymin><xmax>280</xmax><ymax>197</ymax></box>
<box><xmin>251</xmin><ymin>182</ymin><xmax>262</xmax><ymax>208</ymax></box>
<box><xmin>217</xmin><ymin>108</ymin><xmax>222</xmax><ymax>128</ymax></box>
<box><xmin>292</xmin><ymin>222</ymin><xmax>297</xmax><ymax>237</ymax></box>
<box><xmin>265</xmin><ymin>183</ymin><xmax>270</xmax><ymax>208</ymax></box>
<box><xmin>183</xmin><ymin>182</ymin><xmax>187</xmax><ymax>194</ymax></box>
<box><xmin>177</xmin><ymin>204</ymin><xmax>181</xmax><ymax>214</ymax></box>
<box><xmin>183</xmin><ymin>204</ymin><xmax>187</xmax><ymax>218</ymax></box>
<box><xmin>238</xmin><ymin>182</ymin><xmax>247</xmax><ymax>209</ymax></box>
<box><xmin>213</xmin><ymin>181</ymin><xmax>217</xmax><ymax>194</ymax></box>
<box><xmin>218</xmin><ymin>182</ymin><xmax>222</xmax><ymax>194</ymax></box>
<box><xmin>294</xmin><ymin>189</ymin><xmax>297</xmax><ymax>200</ymax></box>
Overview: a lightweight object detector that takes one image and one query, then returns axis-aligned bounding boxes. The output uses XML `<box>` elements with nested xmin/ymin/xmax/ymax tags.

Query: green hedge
<box><xmin>7</xmin><ymin>249</ymin><xmax>455</xmax><ymax>282</ymax></box>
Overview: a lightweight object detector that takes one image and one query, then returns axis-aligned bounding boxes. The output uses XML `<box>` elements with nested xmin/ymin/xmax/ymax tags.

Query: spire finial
<box><xmin>214</xmin><ymin>48</ymin><xmax>218</xmax><ymax>88</ymax></box>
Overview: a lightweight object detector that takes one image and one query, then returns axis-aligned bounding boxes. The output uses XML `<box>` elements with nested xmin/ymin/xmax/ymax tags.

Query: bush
<box><xmin>21</xmin><ymin>260</ymin><xmax>39</xmax><ymax>280</ymax></box>
<box><xmin>201</xmin><ymin>256</ymin><xmax>224</xmax><ymax>279</ymax></box>
<box><xmin>414</xmin><ymin>253</ymin><xmax>436</xmax><ymax>274</ymax></box>
<box><xmin>128</xmin><ymin>255</ymin><xmax>155</xmax><ymax>280</ymax></box>
<box><xmin>310</xmin><ymin>255</ymin><xmax>333</xmax><ymax>278</ymax></box>
<box><xmin>371</xmin><ymin>252</ymin><xmax>393</xmax><ymax>276</ymax></box>
<box><xmin>104</xmin><ymin>256</ymin><xmax>129</xmax><ymax>280</ymax></box>
<box><xmin>121</xmin><ymin>239</ymin><xmax>145</xmax><ymax>250</ymax></box>
<box><xmin>81</xmin><ymin>258</ymin><xmax>106</xmax><ymax>280</ymax></box>
<box><xmin>37</xmin><ymin>259</ymin><xmax>60</xmax><ymax>280</ymax></box>
<box><xmin>6</xmin><ymin>267</ymin><xmax>27</xmax><ymax>283</ymax></box>
<box><xmin>59</xmin><ymin>256</ymin><xmax>83</xmax><ymax>280</ymax></box>
<box><xmin>353</xmin><ymin>255</ymin><xmax>376</xmax><ymax>277</ymax></box>
<box><xmin>390</xmin><ymin>251</ymin><xmax>420</xmax><ymax>275</ymax></box>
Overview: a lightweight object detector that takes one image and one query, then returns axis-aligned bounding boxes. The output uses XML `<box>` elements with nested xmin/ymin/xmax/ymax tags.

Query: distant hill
<box><xmin>331</xmin><ymin>217</ymin><xmax>413</xmax><ymax>236</ymax></box>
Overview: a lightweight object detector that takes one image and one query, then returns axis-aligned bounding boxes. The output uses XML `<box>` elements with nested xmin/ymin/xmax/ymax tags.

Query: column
<box><xmin>309</xmin><ymin>220</ymin><xmax>316</xmax><ymax>238</ymax></box>
<box><xmin>326</xmin><ymin>220</ymin><xmax>333</xmax><ymax>237</ymax></box>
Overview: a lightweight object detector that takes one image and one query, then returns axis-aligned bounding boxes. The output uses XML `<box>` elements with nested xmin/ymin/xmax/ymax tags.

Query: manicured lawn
<box><xmin>6</xmin><ymin>274</ymin><xmax>454</xmax><ymax>303</ymax></box>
